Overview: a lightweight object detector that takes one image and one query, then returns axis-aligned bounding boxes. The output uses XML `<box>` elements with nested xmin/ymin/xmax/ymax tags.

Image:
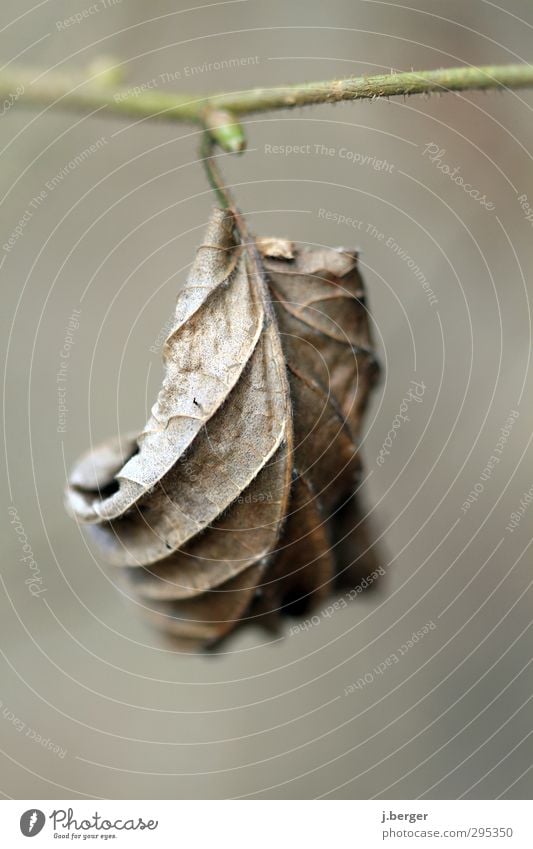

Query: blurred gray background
<box><xmin>1</xmin><ymin>0</ymin><xmax>532</xmax><ymax>799</ymax></box>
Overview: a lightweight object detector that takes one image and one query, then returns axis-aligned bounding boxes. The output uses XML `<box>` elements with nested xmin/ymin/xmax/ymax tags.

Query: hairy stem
<box><xmin>3</xmin><ymin>63</ymin><xmax>533</xmax><ymax>129</ymax></box>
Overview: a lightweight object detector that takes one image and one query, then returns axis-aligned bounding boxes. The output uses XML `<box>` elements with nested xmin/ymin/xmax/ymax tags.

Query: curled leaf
<box><xmin>66</xmin><ymin>209</ymin><xmax>380</xmax><ymax>650</ymax></box>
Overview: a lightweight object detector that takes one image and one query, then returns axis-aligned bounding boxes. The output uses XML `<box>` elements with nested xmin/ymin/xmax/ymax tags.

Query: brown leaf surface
<box><xmin>250</xmin><ymin>475</ymin><xmax>335</xmax><ymax>628</ymax></box>
<box><xmin>261</xmin><ymin>243</ymin><xmax>380</xmax><ymax>433</ymax></box>
<box><xmin>66</xmin><ymin>210</ymin><xmax>380</xmax><ymax>650</ymax></box>
<box><xmin>124</xmin><ymin>442</ymin><xmax>290</xmax><ymax>600</ymax></box>
<box><xmin>139</xmin><ymin>562</ymin><xmax>265</xmax><ymax>645</ymax></box>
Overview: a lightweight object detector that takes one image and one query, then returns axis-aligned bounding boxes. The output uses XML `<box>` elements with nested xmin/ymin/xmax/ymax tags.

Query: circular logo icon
<box><xmin>20</xmin><ymin>810</ymin><xmax>46</xmax><ymax>837</ymax></box>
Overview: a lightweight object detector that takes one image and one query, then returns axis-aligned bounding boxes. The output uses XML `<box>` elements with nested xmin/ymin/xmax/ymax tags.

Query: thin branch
<box><xmin>212</xmin><ymin>63</ymin><xmax>533</xmax><ymax>113</ymax></box>
<box><xmin>200</xmin><ymin>133</ymin><xmax>237</xmax><ymax>208</ymax></box>
<box><xmin>2</xmin><ymin>63</ymin><xmax>533</xmax><ymax>136</ymax></box>
<box><xmin>200</xmin><ymin>135</ymin><xmax>269</xmax><ymax>285</ymax></box>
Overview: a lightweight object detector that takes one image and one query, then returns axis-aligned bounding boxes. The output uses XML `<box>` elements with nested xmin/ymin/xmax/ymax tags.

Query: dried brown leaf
<box><xmin>66</xmin><ymin>210</ymin><xmax>380</xmax><ymax>650</ymax></box>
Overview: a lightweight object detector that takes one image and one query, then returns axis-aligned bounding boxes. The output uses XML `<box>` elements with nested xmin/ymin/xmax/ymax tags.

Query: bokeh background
<box><xmin>1</xmin><ymin>0</ymin><xmax>532</xmax><ymax>799</ymax></box>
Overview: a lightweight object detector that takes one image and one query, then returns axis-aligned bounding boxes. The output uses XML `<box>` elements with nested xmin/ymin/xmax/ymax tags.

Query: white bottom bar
<box><xmin>1</xmin><ymin>799</ymin><xmax>531</xmax><ymax>847</ymax></box>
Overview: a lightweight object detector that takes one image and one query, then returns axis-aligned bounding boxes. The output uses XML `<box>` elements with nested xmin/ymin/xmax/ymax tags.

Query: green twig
<box><xmin>5</xmin><ymin>61</ymin><xmax>533</xmax><ymax>201</ymax></box>
<box><xmin>3</xmin><ymin>62</ymin><xmax>533</xmax><ymax>130</ymax></box>
<box><xmin>200</xmin><ymin>134</ymin><xmax>237</xmax><ymax>208</ymax></box>
<box><xmin>203</xmin><ymin>109</ymin><xmax>246</xmax><ymax>153</ymax></box>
